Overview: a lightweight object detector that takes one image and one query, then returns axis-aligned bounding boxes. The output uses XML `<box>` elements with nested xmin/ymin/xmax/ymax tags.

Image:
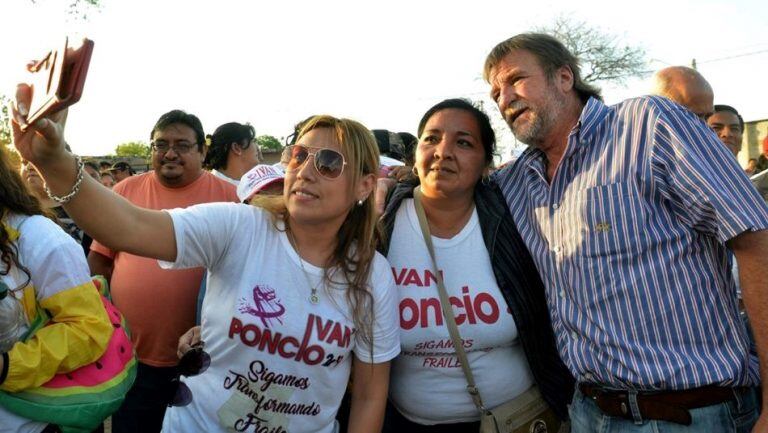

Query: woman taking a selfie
<box><xmin>10</xmin><ymin>85</ymin><xmax>400</xmax><ymax>433</ymax></box>
<box><xmin>379</xmin><ymin>99</ymin><xmax>572</xmax><ymax>432</ymax></box>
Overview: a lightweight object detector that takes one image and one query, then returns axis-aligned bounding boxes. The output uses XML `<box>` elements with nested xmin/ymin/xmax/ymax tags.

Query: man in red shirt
<box><xmin>88</xmin><ymin>110</ymin><xmax>238</xmax><ymax>433</ymax></box>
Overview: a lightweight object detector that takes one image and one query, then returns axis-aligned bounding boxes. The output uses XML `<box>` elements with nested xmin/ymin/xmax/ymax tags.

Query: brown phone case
<box><xmin>23</xmin><ymin>37</ymin><xmax>94</xmax><ymax>130</ymax></box>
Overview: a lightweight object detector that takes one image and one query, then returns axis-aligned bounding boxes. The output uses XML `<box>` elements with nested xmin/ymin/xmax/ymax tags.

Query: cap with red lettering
<box><xmin>237</xmin><ymin>165</ymin><xmax>285</xmax><ymax>203</ymax></box>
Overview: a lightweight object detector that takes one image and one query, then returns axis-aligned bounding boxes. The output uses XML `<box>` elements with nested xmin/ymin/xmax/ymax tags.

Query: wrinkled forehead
<box><xmin>489</xmin><ymin>50</ymin><xmax>544</xmax><ymax>86</ymax></box>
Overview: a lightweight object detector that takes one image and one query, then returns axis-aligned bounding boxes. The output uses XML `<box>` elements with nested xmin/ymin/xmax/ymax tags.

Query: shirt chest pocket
<box><xmin>575</xmin><ymin>181</ymin><xmax>646</xmax><ymax>258</ymax></box>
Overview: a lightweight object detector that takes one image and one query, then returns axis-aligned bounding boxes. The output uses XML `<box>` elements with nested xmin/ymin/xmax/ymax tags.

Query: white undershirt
<box><xmin>211</xmin><ymin>169</ymin><xmax>240</xmax><ymax>186</ymax></box>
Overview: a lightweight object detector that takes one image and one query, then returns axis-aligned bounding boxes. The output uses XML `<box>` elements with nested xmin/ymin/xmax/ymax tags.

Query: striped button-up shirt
<box><xmin>496</xmin><ymin>96</ymin><xmax>768</xmax><ymax>390</ymax></box>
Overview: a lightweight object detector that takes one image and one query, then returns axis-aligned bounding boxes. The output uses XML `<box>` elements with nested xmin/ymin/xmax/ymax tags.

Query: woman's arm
<box><xmin>10</xmin><ymin>84</ymin><xmax>177</xmax><ymax>261</ymax></box>
<box><xmin>346</xmin><ymin>358</ymin><xmax>391</xmax><ymax>433</ymax></box>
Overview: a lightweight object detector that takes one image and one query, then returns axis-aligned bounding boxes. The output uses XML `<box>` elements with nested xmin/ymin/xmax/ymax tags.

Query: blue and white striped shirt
<box><xmin>496</xmin><ymin>96</ymin><xmax>768</xmax><ymax>390</ymax></box>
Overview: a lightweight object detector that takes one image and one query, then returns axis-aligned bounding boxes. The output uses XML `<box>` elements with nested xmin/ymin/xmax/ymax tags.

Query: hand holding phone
<box><xmin>22</xmin><ymin>37</ymin><xmax>94</xmax><ymax>131</ymax></box>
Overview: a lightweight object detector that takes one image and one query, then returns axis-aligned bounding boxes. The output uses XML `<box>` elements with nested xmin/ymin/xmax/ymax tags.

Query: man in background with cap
<box><xmin>109</xmin><ymin>161</ymin><xmax>134</xmax><ymax>184</ymax></box>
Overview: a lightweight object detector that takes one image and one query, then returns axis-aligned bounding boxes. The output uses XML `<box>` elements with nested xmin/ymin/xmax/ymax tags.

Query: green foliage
<box><xmin>256</xmin><ymin>135</ymin><xmax>282</xmax><ymax>151</ymax></box>
<box><xmin>114</xmin><ymin>141</ymin><xmax>150</xmax><ymax>158</ymax></box>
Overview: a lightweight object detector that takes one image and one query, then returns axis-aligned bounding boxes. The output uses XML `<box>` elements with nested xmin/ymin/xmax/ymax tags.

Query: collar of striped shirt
<box><xmin>524</xmin><ymin>97</ymin><xmax>612</xmax><ymax>164</ymax></box>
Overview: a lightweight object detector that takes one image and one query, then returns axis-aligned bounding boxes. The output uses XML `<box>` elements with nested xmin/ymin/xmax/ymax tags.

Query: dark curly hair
<box><xmin>0</xmin><ymin>146</ymin><xmax>46</xmax><ymax>287</ymax></box>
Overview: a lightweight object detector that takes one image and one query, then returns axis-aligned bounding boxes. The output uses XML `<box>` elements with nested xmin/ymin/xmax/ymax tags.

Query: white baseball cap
<box><xmin>237</xmin><ymin>165</ymin><xmax>285</xmax><ymax>202</ymax></box>
<box><xmin>379</xmin><ymin>155</ymin><xmax>405</xmax><ymax>167</ymax></box>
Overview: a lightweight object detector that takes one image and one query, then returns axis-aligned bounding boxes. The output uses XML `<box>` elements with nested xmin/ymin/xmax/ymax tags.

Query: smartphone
<box><xmin>22</xmin><ymin>37</ymin><xmax>94</xmax><ymax>130</ymax></box>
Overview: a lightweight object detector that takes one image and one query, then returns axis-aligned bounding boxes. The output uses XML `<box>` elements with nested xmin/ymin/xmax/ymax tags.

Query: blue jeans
<box><xmin>569</xmin><ymin>388</ymin><xmax>759</xmax><ymax>433</ymax></box>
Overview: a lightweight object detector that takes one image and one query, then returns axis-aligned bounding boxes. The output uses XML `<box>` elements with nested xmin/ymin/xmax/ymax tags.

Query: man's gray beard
<box><xmin>508</xmin><ymin>115</ymin><xmax>545</xmax><ymax>148</ymax></box>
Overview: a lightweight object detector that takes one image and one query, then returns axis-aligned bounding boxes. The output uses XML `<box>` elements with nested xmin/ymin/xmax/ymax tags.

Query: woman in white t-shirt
<box><xmin>378</xmin><ymin>99</ymin><xmax>573</xmax><ymax>432</ymax></box>
<box><xmin>10</xmin><ymin>95</ymin><xmax>400</xmax><ymax>433</ymax></box>
<box><xmin>0</xmin><ymin>144</ymin><xmax>113</xmax><ymax>433</ymax></box>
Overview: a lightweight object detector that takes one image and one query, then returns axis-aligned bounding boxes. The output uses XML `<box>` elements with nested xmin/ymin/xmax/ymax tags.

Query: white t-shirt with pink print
<box><xmin>159</xmin><ymin>203</ymin><xmax>400</xmax><ymax>433</ymax></box>
<box><xmin>387</xmin><ymin>199</ymin><xmax>534</xmax><ymax>424</ymax></box>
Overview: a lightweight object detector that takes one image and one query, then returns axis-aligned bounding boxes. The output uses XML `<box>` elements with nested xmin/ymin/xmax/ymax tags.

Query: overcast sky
<box><xmin>1</xmin><ymin>0</ymin><xmax>766</xmax><ymax>159</ymax></box>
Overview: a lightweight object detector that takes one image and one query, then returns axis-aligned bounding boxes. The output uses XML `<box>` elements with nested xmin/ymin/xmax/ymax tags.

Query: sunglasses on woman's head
<box><xmin>285</xmin><ymin>145</ymin><xmax>347</xmax><ymax>180</ymax></box>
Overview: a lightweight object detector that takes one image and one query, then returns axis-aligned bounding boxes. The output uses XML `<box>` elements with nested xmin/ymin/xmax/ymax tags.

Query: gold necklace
<box><xmin>286</xmin><ymin>228</ymin><xmax>321</xmax><ymax>305</ymax></box>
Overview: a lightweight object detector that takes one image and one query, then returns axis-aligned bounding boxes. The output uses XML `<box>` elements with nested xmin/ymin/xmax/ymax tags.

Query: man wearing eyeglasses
<box><xmin>87</xmin><ymin>109</ymin><xmax>238</xmax><ymax>433</ymax></box>
<box><xmin>108</xmin><ymin>161</ymin><xmax>135</xmax><ymax>183</ymax></box>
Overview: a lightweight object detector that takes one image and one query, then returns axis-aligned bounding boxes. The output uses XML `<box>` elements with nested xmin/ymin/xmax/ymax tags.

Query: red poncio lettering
<box><xmin>399</xmin><ymin>289</ymin><xmax>500</xmax><ymax>329</ymax></box>
<box><xmin>227</xmin><ymin>315</ymin><xmax>341</xmax><ymax>366</ymax></box>
<box><xmin>420</xmin><ymin>297</ymin><xmax>442</xmax><ymax>328</ymax></box>
<box><xmin>400</xmin><ymin>298</ymin><xmax>419</xmax><ymax>330</ymax></box>
<box><xmin>277</xmin><ymin>336</ymin><xmax>299</xmax><ymax>358</ymax></box>
<box><xmin>474</xmin><ymin>293</ymin><xmax>500</xmax><ymax>323</ymax></box>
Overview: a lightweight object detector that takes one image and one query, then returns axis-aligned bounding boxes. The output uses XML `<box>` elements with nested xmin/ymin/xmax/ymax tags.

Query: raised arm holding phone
<box><xmin>10</xmin><ymin>69</ymin><xmax>400</xmax><ymax>432</ymax></box>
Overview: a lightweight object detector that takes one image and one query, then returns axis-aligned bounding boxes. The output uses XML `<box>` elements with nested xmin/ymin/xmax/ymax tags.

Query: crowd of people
<box><xmin>1</xmin><ymin>32</ymin><xmax>766</xmax><ymax>433</ymax></box>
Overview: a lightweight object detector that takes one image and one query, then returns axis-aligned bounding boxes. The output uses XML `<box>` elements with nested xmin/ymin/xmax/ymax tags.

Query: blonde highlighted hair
<box><xmin>251</xmin><ymin>115</ymin><xmax>380</xmax><ymax>350</ymax></box>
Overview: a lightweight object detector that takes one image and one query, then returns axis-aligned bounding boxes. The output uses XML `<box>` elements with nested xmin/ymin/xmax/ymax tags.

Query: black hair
<box><xmin>84</xmin><ymin>161</ymin><xmax>99</xmax><ymax>172</ymax></box>
<box><xmin>710</xmin><ymin>104</ymin><xmax>744</xmax><ymax>130</ymax></box>
<box><xmin>372</xmin><ymin>130</ymin><xmax>392</xmax><ymax>156</ymax></box>
<box><xmin>417</xmin><ymin>98</ymin><xmax>496</xmax><ymax>166</ymax></box>
<box><xmin>203</xmin><ymin>122</ymin><xmax>256</xmax><ymax>170</ymax></box>
<box><xmin>373</xmin><ymin>130</ymin><xmax>418</xmax><ymax>166</ymax></box>
<box><xmin>397</xmin><ymin>132</ymin><xmax>417</xmax><ymax>166</ymax></box>
<box><xmin>149</xmin><ymin>110</ymin><xmax>206</xmax><ymax>152</ymax></box>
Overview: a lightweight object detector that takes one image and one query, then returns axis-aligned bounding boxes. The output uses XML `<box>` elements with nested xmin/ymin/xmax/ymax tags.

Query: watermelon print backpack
<box><xmin>0</xmin><ymin>275</ymin><xmax>137</xmax><ymax>433</ymax></box>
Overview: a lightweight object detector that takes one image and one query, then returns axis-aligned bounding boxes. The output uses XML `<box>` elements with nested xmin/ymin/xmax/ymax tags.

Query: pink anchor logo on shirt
<box><xmin>237</xmin><ymin>285</ymin><xmax>285</xmax><ymax>328</ymax></box>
